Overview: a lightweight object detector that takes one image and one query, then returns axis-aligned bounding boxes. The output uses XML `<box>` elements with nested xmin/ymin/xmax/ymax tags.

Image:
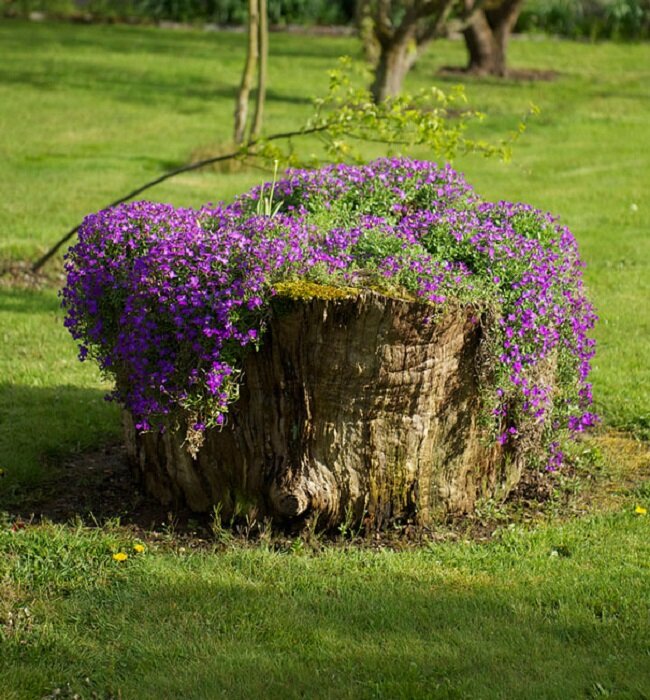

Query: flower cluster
<box><xmin>62</xmin><ymin>158</ymin><xmax>597</xmax><ymax>468</ymax></box>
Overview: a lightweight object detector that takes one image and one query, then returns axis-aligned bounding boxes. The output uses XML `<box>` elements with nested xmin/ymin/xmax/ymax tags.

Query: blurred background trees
<box><xmin>355</xmin><ymin>0</ymin><xmax>457</xmax><ymax>102</ymax></box>
<box><xmin>354</xmin><ymin>0</ymin><xmax>526</xmax><ymax>101</ymax></box>
<box><xmin>5</xmin><ymin>0</ymin><xmax>648</xmax><ymax>113</ymax></box>
<box><xmin>461</xmin><ymin>0</ymin><xmax>525</xmax><ymax>76</ymax></box>
<box><xmin>5</xmin><ymin>0</ymin><xmax>649</xmax><ymax>41</ymax></box>
<box><xmin>8</xmin><ymin>0</ymin><xmax>648</xmax><ymax>110</ymax></box>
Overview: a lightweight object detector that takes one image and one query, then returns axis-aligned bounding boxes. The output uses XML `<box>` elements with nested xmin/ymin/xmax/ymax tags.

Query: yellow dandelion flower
<box><xmin>634</xmin><ymin>505</ymin><xmax>647</xmax><ymax>515</ymax></box>
<box><xmin>112</xmin><ymin>552</ymin><xmax>128</xmax><ymax>562</ymax></box>
<box><xmin>133</xmin><ymin>543</ymin><xmax>145</xmax><ymax>553</ymax></box>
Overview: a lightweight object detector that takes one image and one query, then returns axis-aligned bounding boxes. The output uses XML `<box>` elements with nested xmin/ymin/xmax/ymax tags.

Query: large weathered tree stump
<box><xmin>124</xmin><ymin>288</ymin><xmax>526</xmax><ymax>528</ymax></box>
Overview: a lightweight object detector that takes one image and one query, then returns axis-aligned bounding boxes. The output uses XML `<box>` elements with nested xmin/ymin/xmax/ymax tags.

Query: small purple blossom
<box><xmin>546</xmin><ymin>441</ymin><xmax>564</xmax><ymax>472</ymax></box>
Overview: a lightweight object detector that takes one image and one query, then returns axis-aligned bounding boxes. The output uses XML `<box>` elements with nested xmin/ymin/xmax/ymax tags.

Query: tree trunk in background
<box><xmin>370</xmin><ymin>35</ymin><xmax>417</xmax><ymax>102</ymax></box>
<box><xmin>365</xmin><ymin>0</ymin><xmax>456</xmax><ymax>103</ymax></box>
<box><xmin>463</xmin><ymin>8</ymin><xmax>497</xmax><ymax>74</ymax></box>
<box><xmin>250</xmin><ymin>0</ymin><xmax>268</xmax><ymax>141</ymax></box>
<box><xmin>490</xmin><ymin>0</ymin><xmax>525</xmax><ymax>74</ymax></box>
<box><xmin>125</xmin><ymin>289</ymin><xmax>537</xmax><ymax>530</ymax></box>
<box><xmin>233</xmin><ymin>0</ymin><xmax>259</xmax><ymax>144</ymax></box>
<box><xmin>463</xmin><ymin>0</ymin><xmax>525</xmax><ymax>76</ymax></box>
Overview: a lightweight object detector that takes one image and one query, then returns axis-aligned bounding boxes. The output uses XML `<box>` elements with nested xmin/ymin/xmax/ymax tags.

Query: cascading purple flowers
<box><xmin>62</xmin><ymin>158</ymin><xmax>597</xmax><ymax>469</ymax></box>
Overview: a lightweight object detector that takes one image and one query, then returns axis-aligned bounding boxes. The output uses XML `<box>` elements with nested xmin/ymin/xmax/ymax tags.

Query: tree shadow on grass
<box><xmin>2</xmin><ymin>20</ymin><xmax>354</xmax><ymax>62</ymax></box>
<box><xmin>0</xmin><ymin>383</ymin><xmax>142</xmax><ymax>517</ymax></box>
<box><xmin>0</xmin><ymin>22</ymin><xmax>320</xmax><ymax>112</ymax></box>
<box><xmin>1</xmin><ymin>24</ymin><xmax>234</xmax><ymax>98</ymax></box>
<box><xmin>0</xmin><ymin>20</ymin><xmax>246</xmax><ymax>60</ymax></box>
<box><xmin>435</xmin><ymin>65</ymin><xmax>561</xmax><ymax>84</ymax></box>
<box><xmin>0</xmin><ymin>287</ymin><xmax>61</xmax><ymax>315</ymax></box>
<box><xmin>0</xmin><ymin>61</ymin><xmax>313</xmax><ymax>110</ymax></box>
<box><xmin>12</xmin><ymin>568</ymin><xmax>650</xmax><ymax>699</ymax></box>
<box><xmin>0</xmin><ymin>61</ymin><xmax>233</xmax><ymax>104</ymax></box>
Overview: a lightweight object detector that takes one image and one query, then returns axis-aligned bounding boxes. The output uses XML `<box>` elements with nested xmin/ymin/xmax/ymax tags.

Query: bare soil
<box><xmin>4</xmin><ymin>431</ymin><xmax>647</xmax><ymax>548</ymax></box>
<box><xmin>8</xmin><ymin>444</ymin><xmax>201</xmax><ymax>534</ymax></box>
<box><xmin>438</xmin><ymin>66</ymin><xmax>560</xmax><ymax>82</ymax></box>
<box><xmin>3</xmin><ymin>441</ymin><xmax>555</xmax><ymax>544</ymax></box>
<box><xmin>0</xmin><ymin>260</ymin><xmax>64</xmax><ymax>290</ymax></box>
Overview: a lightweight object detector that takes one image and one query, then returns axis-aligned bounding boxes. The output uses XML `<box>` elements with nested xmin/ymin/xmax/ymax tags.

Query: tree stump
<box><xmin>124</xmin><ymin>287</ymin><xmax>526</xmax><ymax>528</ymax></box>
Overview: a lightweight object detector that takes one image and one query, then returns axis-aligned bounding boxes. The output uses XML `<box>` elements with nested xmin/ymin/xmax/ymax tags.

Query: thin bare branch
<box><xmin>31</xmin><ymin>124</ymin><xmax>329</xmax><ymax>273</ymax></box>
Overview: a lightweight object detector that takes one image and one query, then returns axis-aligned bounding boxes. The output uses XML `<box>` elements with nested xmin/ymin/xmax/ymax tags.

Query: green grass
<box><xmin>1</xmin><ymin>19</ymin><xmax>650</xmax><ymax>699</ymax></box>
<box><xmin>2</xmin><ymin>509</ymin><xmax>650</xmax><ymax>699</ymax></box>
<box><xmin>0</xmin><ymin>288</ymin><xmax>120</xmax><ymax>488</ymax></box>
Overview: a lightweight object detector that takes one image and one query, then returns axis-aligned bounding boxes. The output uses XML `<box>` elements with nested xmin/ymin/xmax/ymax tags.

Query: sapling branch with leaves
<box><xmin>32</xmin><ymin>59</ymin><xmax>532</xmax><ymax>273</ymax></box>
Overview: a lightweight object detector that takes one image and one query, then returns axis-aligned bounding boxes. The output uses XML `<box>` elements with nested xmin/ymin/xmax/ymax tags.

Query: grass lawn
<box><xmin>1</xmin><ymin>18</ymin><xmax>649</xmax><ymax>699</ymax></box>
<box><xmin>2</xmin><ymin>506</ymin><xmax>650</xmax><ymax>700</ymax></box>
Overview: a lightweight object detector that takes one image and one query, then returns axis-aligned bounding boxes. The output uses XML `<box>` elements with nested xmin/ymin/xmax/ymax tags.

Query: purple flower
<box><xmin>61</xmin><ymin>158</ymin><xmax>597</xmax><ymax>469</ymax></box>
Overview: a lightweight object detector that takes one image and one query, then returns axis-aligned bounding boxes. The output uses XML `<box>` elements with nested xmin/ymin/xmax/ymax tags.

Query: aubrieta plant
<box><xmin>62</xmin><ymin>158</ymin><xmax>597</xmax><ymax>468</ymax></box>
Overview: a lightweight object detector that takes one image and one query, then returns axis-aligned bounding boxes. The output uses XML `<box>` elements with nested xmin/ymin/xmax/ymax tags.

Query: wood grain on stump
<box><xmin>124</xmin><ymin>288</ymin><xmax>525</xmax><ymax>528</ymax></box>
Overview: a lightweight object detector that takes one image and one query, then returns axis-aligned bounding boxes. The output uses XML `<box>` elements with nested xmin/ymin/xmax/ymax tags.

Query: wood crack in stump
<box><xmin>125</xmin><ymin>289</ymin><xmax>525</xmax><ymax>528</ymax></box>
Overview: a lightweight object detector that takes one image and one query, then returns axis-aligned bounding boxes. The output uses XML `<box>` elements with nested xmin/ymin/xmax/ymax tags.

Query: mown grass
<box><xmin>2</xmin><ymin>507</ymin><xmax>650</xmax><ymax>699</ymax></box>
<box><xmin>1</xmin><ymin>19</ymin><xmax>649</xmax><ymax>699</ymax></box>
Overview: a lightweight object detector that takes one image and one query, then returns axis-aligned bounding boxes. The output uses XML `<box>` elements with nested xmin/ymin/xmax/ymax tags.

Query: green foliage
<box><xmin>0</xmin><ymin>288</ymin><xmax>121</xmax><ymax>490</ymax></box>
<box><xmin>251</xmin><ymin>57</ymin><xmax>525</xmax><ymax>169</ymax></box>
<box><xmin>255</xmin><ymin>160</ymin><xmax>283</xmax><ymax>216</ymax></box>
<box><xmin>4</xmin><ymin>0</ymin><xmax>355</xmax><ymax>25</ymax></box>
<box><xmin>313</xmin><ymin>59</ymin><xmax>508</xmax><ymax>162</ymax></box>
<box><xmin>517</xmin><ymin>0</ymin><xmax>650</xmax><ymax>40</ymax></box>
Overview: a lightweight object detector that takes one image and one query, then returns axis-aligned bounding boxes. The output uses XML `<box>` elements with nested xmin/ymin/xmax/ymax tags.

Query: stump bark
<box><xmin>124</xmin><ymin>288</ymin><xmax>525</xmax><ymax>528</ymax></box>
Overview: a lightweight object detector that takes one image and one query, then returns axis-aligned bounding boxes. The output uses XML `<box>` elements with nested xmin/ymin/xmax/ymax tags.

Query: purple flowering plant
<box><xmin>62</xmin><ymin>158</ymin><xmax>597</xmax><ymax>468</ymax></box>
